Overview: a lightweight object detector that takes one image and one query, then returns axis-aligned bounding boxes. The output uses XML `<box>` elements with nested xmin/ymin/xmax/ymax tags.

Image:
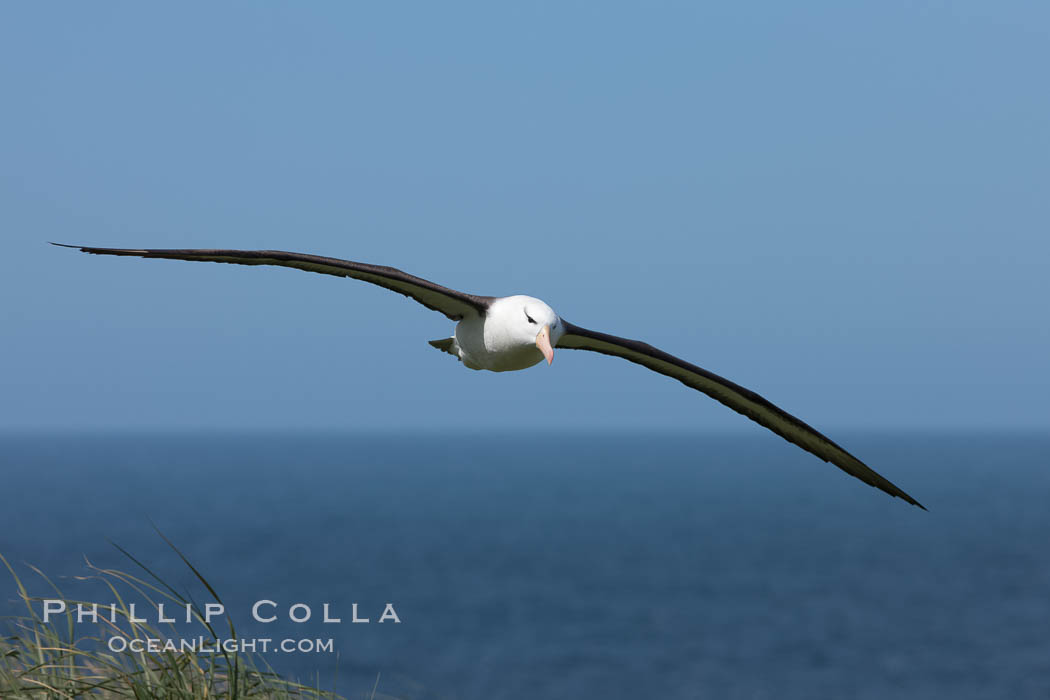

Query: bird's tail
<box><xmin>428</xmin><ymin>337</ymin><xmax>457</xmax><ymax>357</ymax></box>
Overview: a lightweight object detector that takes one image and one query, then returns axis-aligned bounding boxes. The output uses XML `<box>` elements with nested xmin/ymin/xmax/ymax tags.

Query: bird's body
<box><xmin>55</xmin><ymin>243</ymin><xmax>925</xmax><ymax>509</ymax></box>
<box><xmin>439</xmin><ymin>295</ymin><xmax>564</xmax><ymax>371</ymax></box>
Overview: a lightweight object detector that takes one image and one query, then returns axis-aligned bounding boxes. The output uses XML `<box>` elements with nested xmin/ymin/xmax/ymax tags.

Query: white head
<box><xmin>487</xmin><ymin>295</ymin><xmax>564</xmax><ymax>365</ymax></box>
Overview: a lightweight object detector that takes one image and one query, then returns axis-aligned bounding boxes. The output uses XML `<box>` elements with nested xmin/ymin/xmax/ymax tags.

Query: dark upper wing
<box><xmin>557</xmin><ymin>321</ymin><xmax>924</xmax><ymax>509</ymax></box>
<box><xmin>54</xmin><ymin>244</ymin><xmax>494</xmax><ymax>321</ymax></box>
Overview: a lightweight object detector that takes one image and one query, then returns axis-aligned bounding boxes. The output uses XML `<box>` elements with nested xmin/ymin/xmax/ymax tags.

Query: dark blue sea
<box><xmin>2</xmin><ymin>432</ymin><xmax>1048</xmax><ymax>699</ymax></box>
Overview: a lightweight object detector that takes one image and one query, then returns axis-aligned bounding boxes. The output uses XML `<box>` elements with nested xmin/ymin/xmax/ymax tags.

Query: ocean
<box><xmin>2</xmin><ymin>431</ymin><xmax>1048</xmax><ymax>699</ymax></box>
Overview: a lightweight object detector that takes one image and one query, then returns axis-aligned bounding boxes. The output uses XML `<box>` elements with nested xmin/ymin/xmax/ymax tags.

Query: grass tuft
<box><xmin>0</xmin><ymin>547</ymin><xmax>347</xmax><ymax>699</ymax></box>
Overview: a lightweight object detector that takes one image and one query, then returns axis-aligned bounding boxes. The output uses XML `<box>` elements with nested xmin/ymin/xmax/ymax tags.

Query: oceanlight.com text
<box><xmin>107</xmin><ymin>635</ymin><xmax>335</xmax><ymax>654</ymax></box>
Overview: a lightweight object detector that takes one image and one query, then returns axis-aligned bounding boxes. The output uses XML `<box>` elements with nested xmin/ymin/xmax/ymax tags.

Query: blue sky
<box><xmin>1</xmin><ymin>2</ymin><xmax>1047</xmax><ymax>431</ymax></box>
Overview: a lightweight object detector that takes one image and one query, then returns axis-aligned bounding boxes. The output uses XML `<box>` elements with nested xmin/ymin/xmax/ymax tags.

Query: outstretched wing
<box><xmin>54</xmin><ymin>244</ymin><xmax>494</xmax><ymax>321</ymax></box>
<box><xmin>557</xmin><ymin>321</ymin><xmax>924</xmax><ymax>509</ymax></box>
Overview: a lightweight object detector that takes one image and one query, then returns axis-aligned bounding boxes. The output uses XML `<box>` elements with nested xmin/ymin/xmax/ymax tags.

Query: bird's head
<box><xmin>492</xmin><ymin>295</ymin><xmax>564</xmax><ymax>365</ymax></box>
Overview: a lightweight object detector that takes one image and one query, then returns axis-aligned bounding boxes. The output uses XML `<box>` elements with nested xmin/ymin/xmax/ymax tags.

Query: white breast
<box><xmin>453</xmin><ymin>314</ymin><xmax>545</xmax><ymax>372</ymax></box>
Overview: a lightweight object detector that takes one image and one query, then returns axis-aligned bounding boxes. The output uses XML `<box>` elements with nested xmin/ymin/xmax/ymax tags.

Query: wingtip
<box><xmin>897</xmin><ymin>490</ymin><xmax>927</xmax><ymax>511</ymax></box>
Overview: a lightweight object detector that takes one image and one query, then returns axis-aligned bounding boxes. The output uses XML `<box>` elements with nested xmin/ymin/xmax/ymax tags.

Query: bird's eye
<box><xmin>524</xmin><ymin>310</ymin><xmax>537</xmax><ymax>324</ymax></box>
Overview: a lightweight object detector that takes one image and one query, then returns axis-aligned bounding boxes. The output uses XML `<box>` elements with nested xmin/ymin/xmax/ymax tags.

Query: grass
<box><xmin>0</xmin><ymin>539</ymin><xmax>353</xmax><ymax>699</ymax></box>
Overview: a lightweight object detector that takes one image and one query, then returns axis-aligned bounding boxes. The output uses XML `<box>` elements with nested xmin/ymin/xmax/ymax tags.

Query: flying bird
<box><xmin>55</xmin><ymin>243</ymin><xmax>924</xmax><ymax>509</ymax></box>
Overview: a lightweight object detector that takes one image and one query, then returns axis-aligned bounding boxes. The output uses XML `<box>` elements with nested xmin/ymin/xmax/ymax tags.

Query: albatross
<box><xmin>55</xmin><ymin>243</ymin><xmax>924</xmax><ymax>509</ymax></box>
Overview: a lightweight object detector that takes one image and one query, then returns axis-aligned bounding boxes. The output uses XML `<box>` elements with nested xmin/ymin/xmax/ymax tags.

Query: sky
<box><xmin>1</xmin><ymin>2</ymin><xmax>1047</xmax><ymax>432</ymax></box>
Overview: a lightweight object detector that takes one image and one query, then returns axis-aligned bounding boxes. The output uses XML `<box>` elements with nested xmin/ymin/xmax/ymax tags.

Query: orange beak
<box><xmin>536</xmin><ymin>325</ymin><xmax>554</xmax><ymax>366</ymax></box>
